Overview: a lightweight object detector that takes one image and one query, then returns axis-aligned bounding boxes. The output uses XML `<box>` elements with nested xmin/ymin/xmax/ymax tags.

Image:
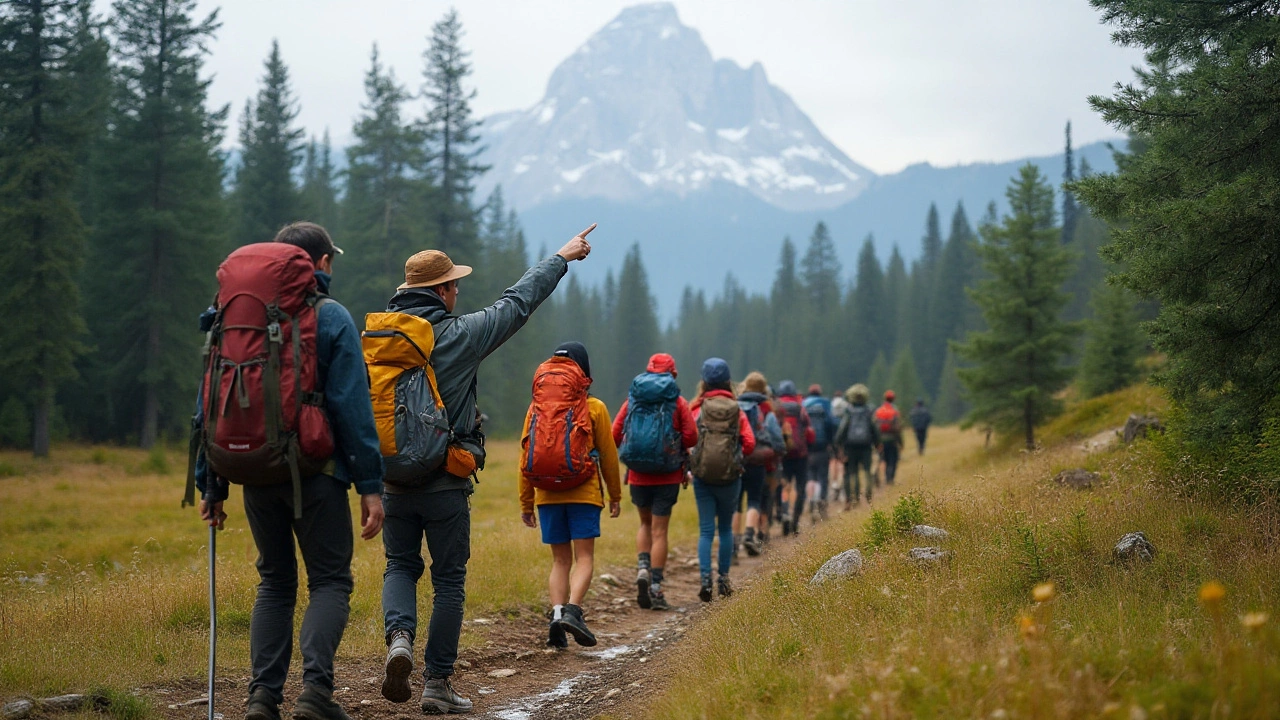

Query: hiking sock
<box><xmin>744</xmin><ymin>527</ymin><xmax>756</xmax><ymax>542</ymax></box>
<box><xmin>552</xmin><ymin>604</ymin><xmax>564</xmax><ymax>621</ymax></box>
<box><xmin>638</xmin><ymin>552</ymin><xmax>651</xmax><ymax>570</ymax></box>
<box><xmin>650</xmin><ymin>567</ymin><xmax>664</xmax><ymax>586</ymax></box>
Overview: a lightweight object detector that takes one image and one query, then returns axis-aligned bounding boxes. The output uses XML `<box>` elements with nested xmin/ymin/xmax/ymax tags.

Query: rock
<box><xmin>809</xmin><ymin>549</ymin><xmax>864</xmax><ymax>585</ymax></box>
<box><xmin>1113</xmin><ymin>532</ymin><xmax>1156</xmax><ymax>563</ymax></box>
<box><xmin>456</xmin><ymin>659</ymin><xmax>471</xmax><ymax>670</ymax></box>
<box><xmin>2</xmin><ymin>700</ymin><xmax>34</xmax><ymax>720</ymax></box>
<box><xmin>1054</xmin><ymin>468</ymin><xmax>1099</xmax><ymax>490</ymax></box>
<box><xmin>1080</xmin><ymin>428</ymin><xmax>1121</xmax><ymax>454</ymax></box>
<box><xmin>908</xmin><ymin>547</ymin><xmax>951</xmax><ymax>563</ymax></box>
<box><xmin>1123</xmin><ymin>414</ymin><xmax>1164</xmax><ymax>444</ymax></box>
<box><xmin>605</xmin><ymin>688</ymin><xmax>621</xmax><ymax>700</ymax></box>
<box><xmin>598</xmin><ymin>573</ymin><xmax>620</xmax><ymax>587</ymax></box>
<box><xmin>911</xmin><ymin>525</ymin><xmax>949</xmax><ymax>539</ymax></box>
<box><xmin>487</xmin><ymin>668</ymin><xmax>517</xmax><ymax>678</ymax></box>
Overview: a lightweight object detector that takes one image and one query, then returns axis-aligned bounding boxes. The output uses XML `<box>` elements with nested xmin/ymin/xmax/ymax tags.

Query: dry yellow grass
<box><xmin>0</xmin><ymin>440</ymin><xmax>701</xmax><ymax>697</ymax></box>
<box><xmin>644</xmin><ymin>404</ymin><xmax>1280</xmax><ymax>718</ymax></box>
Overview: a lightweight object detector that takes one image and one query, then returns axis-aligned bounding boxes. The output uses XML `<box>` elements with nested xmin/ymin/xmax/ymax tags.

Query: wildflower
<box><xmin>1018</xmin><ymin>613</ymin><xmax>1039</xmax><ymax>638</ymax></box>
<box><xmin>1240</xmin><ymin>611</ymin><xmax>1269</xmax><ymax>631</ymax></box>
<box><xmin>1032</xmin><ymin>582</ymin><xmax>1056</xmax><ymax>603</ymax></box>
<box><xmin>1198</xmin><ymin>580</ymin><xmax>1226</xmax><ymax>608</ymax></box>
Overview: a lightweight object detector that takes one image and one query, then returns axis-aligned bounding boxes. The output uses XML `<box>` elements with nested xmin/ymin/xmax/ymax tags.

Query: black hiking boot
<box><xmin>381</xmin><ymin>629</ymin><xmax>414</xmax><ymax>703</ymax></box>
<box><xmin>547</xmin><ymin>617</ymin><xmax>568</xmax><ymax>650</ymax></box>
<box><xmin>636</xmin><ymin>567</ymin><xmax>652</xmax><ymax>609</ymax></box>
<box><xmin>292</xmin><ymin>685</ymin><xmax>351</xmax><ymax>720</ymax></box>
<box><xmin>717</xmin><ymin>574</ymin><xmax>734</xmax><ymax>598</ymax></box>
<box><xmin>649</xmin><ymin>586</ymin><xmax>671</xmax><ymax>611</ymax></box>
<box><xmin>245</xmin><ymin>688</ymin><xmax>280</xmax><ymax>720</ymax></box>
<box><xmin>420</xmin><ymin>675</ymin><xmax>472</xmax><ymax>715</ymax></box>
<box><xmin>743</xmin><ymin>531</ymin><xmax>761</xmax><ymax>557</ymax></box>
<box><xmin>557</xmin><ymin>604</ymin><xmax>597</xmax><ymax>647</ymax></box>
<box><xmin>698</xmin><ymin>577</ymin><xmax>713</xmax><ymax>602</ymax></box>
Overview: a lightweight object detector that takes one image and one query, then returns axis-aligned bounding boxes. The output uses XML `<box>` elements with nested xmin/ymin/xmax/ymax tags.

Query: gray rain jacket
<box><xmin>383</xmin><ymin>255</ymin><xmax>568</xmax><ymax>493</ymax></box>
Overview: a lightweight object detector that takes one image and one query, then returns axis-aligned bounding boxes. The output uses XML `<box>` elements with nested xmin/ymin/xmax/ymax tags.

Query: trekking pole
<box><xmin>208</xmin><ymin>523</ymin><xmax>217</xmax><ymax>720</ymax></box>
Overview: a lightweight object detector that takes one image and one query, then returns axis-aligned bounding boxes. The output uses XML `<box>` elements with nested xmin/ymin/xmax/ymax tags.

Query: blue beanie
<box><xmin>701</xmin><ymin>357</ymin><xmax>731</xmax><ymax>385</ymax></box>
<box><xmin>778</xmin><ymin>380</ymin><xmax>797</xmax><ymax>397</ymax></box>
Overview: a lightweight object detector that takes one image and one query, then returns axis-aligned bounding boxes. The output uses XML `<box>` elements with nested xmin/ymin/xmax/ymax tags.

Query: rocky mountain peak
<box><xmin>477</xmin><ymin>3</ymin><xmax>874</xmax><ymax>212</ymax></box>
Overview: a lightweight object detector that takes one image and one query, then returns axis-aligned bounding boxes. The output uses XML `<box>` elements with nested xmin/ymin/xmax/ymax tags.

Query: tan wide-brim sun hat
<box><xmin>398</xmin><ymin>249</ymin><xmax>474</xmax><ymax>290</ymax></box>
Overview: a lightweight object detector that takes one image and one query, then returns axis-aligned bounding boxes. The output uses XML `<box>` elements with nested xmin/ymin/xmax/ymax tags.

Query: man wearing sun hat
<box><xmin>378</xmin><ymin>224</ymin><xmax>597</xmax><ymax>714</ymax></box>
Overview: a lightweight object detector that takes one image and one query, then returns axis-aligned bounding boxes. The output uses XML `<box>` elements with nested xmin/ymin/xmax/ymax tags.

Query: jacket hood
<box><xmin>314</xmin><ymin>271</ymin><xmax>332</xmax><ymax>295</ymax></box>
<box><xmin>738</xmin><ymin>391</ymin><xmax>768</xmax><ymax>404</ymax></box>
<box><xmin>702</xmin><ymin>389</ymin><xmax>736</xmax><ymax>401</ymax></box>
<box><xmin>386</xmin><ymin>286</ymin><xmax>449</xmax><ymax>321</ymax></box>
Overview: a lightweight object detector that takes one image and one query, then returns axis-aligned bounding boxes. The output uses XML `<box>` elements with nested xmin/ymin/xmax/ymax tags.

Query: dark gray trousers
<box><xmin>242</xmin><ymin>475</ymin><xmax>354</xmax><ymax>702</ymax></box>
<box><xmin>381</xmin><ymin>488</ymin><xmax>470</xmax><ymax>678</ymax></box>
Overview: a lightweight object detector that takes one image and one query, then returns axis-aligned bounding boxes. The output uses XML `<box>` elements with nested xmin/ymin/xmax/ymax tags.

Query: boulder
<box><xmin>1113</xmin><ymin>531</ymin><xmax>1156</xmax><ymax>563</ymax></box>
<box><xmin>809</xmin><ymin>549</ymin><xmax>864</xmax><ymax>585</ymax></box>
<box><xmin>908</xmin><ymin>547</ymin><xmax>951</xmax><ymax>563</ymax></box>
<box><xmin>1054</xmin><ymin>468</ymin><xmax>1099</xmax><ymax>490</ymax></box>
<box><xmin>1123</xmin><ymin>414</ymin><xmax>1164</xmax><ymax>444</ymax></box>
<box><xmin>911</xmin><ymin>525</ymin><xmax>950</xmax><ymax>539</ymax></box>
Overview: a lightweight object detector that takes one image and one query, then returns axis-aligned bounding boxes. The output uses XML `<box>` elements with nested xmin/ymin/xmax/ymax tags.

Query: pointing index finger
<box><xmin>578</xmin><ymin>223</ymin><xmax>597</xmax><ymax>239</ymax></box>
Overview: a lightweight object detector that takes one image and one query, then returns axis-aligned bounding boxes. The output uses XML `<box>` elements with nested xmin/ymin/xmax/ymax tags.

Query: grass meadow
<box><xmin>642</xmin><ymin>387</ymin><xmax>1280</xmax><ymax>719</ymax></box>
<box><xmin>0</xmin><ymin>440</ymin><xmax>700</xmax><ymax>699</ymax></box>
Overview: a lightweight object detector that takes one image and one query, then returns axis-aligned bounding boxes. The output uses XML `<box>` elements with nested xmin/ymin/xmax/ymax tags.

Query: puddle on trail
<box><xmin>490</xmin><ymin>674</ymin><xmax>595</xmax><ymax>720</ymax></box>
<box><xmin>582</xmin><ymin>644</ymin><xmax>635</xmax><ymax>661</ymax></box>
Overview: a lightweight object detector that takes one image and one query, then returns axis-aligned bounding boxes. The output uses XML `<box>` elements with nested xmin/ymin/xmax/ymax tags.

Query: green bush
<box><xmin>864</xmin><ymin>510</ymin><xmax>894</xmax><ymax>549</ymax></box>
<box><xmin>891</xmin><ymin>493</ymin><xmax>925</xmax><ymax>532</ymax></box>
<box><xmin>1153</xmin><ymin>406</ymin><xmax>1280</xmax><ymax>502</ymax></box>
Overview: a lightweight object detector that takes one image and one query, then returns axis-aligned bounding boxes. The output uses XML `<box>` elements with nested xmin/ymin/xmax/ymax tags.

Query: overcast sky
<box><xmin>169</xmin><ymin>0</ymin><xmax>1143</xmax><ymax>175</ymax></box>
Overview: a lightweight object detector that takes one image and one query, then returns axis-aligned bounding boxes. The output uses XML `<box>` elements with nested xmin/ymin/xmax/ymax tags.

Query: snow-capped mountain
<box><xmin>477</xmin><ymin>3</ymin><xmax>874</xmax><ymax>213</ymax></box>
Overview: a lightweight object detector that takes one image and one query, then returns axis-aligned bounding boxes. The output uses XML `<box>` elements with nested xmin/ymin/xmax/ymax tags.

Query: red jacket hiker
<box><xmin>612</xmin><ymin>353</ymin><xmax>698</xmax><ymax>486</ymax></box>
<box><xmin>691</xmin><ymin>389</ymin><xmax>757</xmax><ymax>457</ymax></box>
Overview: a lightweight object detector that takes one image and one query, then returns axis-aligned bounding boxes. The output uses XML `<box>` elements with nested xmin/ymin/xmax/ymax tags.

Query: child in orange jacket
<box><xmin>518</xmin><ymin>342</ymin><xmax>622</xmax><ymax>649</ymax></box>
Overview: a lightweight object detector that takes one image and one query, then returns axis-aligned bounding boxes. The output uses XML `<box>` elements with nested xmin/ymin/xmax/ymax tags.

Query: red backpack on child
<box><xmin>521</xmin><ymin>357</ymin><xmax>598</xmax><ymax>491</ymax></box>
<box><xmin>189</xmin><ymin>243</ymin><xmax>334</xmax><ymax>518</ymax></box>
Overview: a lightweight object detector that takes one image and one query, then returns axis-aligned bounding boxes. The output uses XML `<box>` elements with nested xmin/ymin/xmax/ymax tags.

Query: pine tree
<box><xmin>233</xmin><ymin>40</ymin><xmax>303</xmax><ymax>246</ymax></box>
<box><xmin>420</xmin><ymin>8</ymin><xmax>487</xmax><ymax>256</ymax></box>
<box><xmin>341</xmin><ymin>45</ymin><xmax>428</xmax><ymax>317</ymax></box>
<box><xmin>933</xmin><ymin>347</ymin><xmax>967</xmax><ymax>424</ymax></box>
<box><xmin>907</xmin><ymin>204</ymin><xmax>946</xmax><ymax>395</ymax></box>
<box><xmin>0</xmin><ymin>0</ymin><xmax>100</xmax><ymax>455</ymax></box>
<box><xmin>1062</xmin><ymin>121</ymin><xmax>1078</xmax><ymax>245</ymax></box>
<box><xmin>299</xmin><ymin>130</ymin><xmax>338</xmax><ymax>229</ymax></box>
<box><xmin>86</xmin><ymin>0</ymin><xmax>227</xmax><ymax>446</ymax></box>
<box><xmin>888</xmin><ymin>348</ymin><xmax>927</xmax><ymax>407</ymax></box>
<box><xmin>768</xmin><ymin>237</ymin><xmax>806</xmax><ymax>381</ymax></box>
<box><xmin>955</xmin><ymin>165</ymin><xmax>1080</xmax><ymax>449</ymax></box>
<box><xmin>800</xmin><ymin>221</ymin><xmax>842</xmax><ymax>387</ymax></box>
<box><xmin>866</xmin><ymin>352</ymin><xmax>890</xmax><ymax>402</ymax></box>
<box><xmin>1078</xmin><ymin>282</ymin><xmax>1145</xmax><ymax>398</ymax></box>
<box><xmin>926</xmin><ymin>202</ymin><xmax>978</xmax><ymax>396</ymax></box>
<box><xmin>881</xmin><ymin>245</ymin><xmax>908</xmax><ymax>359</ymax></box>
<box><xmin>845</xmin><ymin>237</ymin><xmax>884</xmax><ymax>381</ymax></box>
<box><xmin>608</xmin><ymin>244</ymin><xmax>661</xmax><ymax>406</ymax></box>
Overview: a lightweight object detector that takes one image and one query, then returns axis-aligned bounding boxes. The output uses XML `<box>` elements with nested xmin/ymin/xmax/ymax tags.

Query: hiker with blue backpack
<box><xmin>834</xmin><ymin>383</ymin><xmax>881</xmax><ymax>507</ymax></box>
<box><xmin>735</xmin><ymin>371</ymin><xmax>784</xmax><ymax>556</ymax></box>
<box><xmin>611</xmin><ymin>353</ymin><xmax>697</xmax><ymax>611</ymax></box>
<box><xmin>802</xmin><ymin>384</ymin><xmax>838</xmax><ymax>524</ymax></box>
<box><xmin>689</xmin><ymin>359</ymin><xmax>756</xmax><ymax>601</ymax></box>
<box><xmin>519</xmin><ymin>342</ymin><xmax>622</xmax><ymax>649</ymax></box>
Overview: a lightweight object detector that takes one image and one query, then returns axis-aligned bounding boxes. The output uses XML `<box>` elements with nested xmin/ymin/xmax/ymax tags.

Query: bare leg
<box><xmin>569</xmin><ymin>538</ymin><xmax>595</xmax><ymax>605</ymax></box>
<box><xmin>549</xmin><ymin>542</ymin><xmax>572</xmax><ymax>606</ymax></box>
<box><xmin>635</xmin><ymin>507</ymin><xmax>653</xmax><ymax>554</ymax></box>
<box><xmin>650</xmin><ymin>515</ymin><xmax>671</xmax><ymax>571</ymax></box>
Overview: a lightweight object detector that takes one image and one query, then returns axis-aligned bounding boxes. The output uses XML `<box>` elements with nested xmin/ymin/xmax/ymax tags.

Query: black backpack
<box><xmin>842</xmin><ymin>405</ymin><xmax>873</xmax><ymax>447</ymax></box>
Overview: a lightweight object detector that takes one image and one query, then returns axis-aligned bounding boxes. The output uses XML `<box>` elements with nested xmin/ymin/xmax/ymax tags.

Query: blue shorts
<box><xmin>538</xmin><ymin>503</ymin><xmax>602</xmax><ymax>545</ymax></box>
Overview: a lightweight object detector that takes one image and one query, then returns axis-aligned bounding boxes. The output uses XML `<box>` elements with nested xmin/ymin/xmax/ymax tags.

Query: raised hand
<box><xmin>557</xmin><ymin>223</ymin><xmax>597</xmax><ymax>262</ymax></box>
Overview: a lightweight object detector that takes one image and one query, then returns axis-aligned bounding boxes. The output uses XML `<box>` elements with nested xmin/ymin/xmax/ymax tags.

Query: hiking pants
<box><xmin>882</xmin><ymin>443</ymin><xmax>901</xmax><ymax>485</ymax></box>
<box><xmin>915</xmin><ymin>427</ymin><xmax>928</xmax><ymax>454</ymax></box>
<box><xmin>807</xmin><ymin>450</ymin><xmax>830</xmax><ymax>502</ymax></box>
<box><xmin>242</xmin><ymin>475</ymin><xmax>354</xmax><ymax>701</ymax></box>
<box><xmin>693</xmin><ymin>477</ymin><xmax>742</xmax><ymax>578</ymax></box>
<box><xmin>781</xmin><ymin>456</ymin><xmax>807</xmax><ymax>524</ymax></box>
<box><xmin>739</xmin><ymin>464</ymin><xmax>766</xmax><ymax>511</ymax></box>
<box><xmin>843</xmin><ymin>445</ymin><xmax>874</xmax><ymax>502</ymax></box>
<box><xmin>381</xmin><ymin>488</ymin><xmax>471</xmax><ymax>678</ymax></box>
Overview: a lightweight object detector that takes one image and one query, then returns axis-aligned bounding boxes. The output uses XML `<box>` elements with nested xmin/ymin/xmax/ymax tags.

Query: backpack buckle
<box><xmin>267</xmin><ymin>322</ymin><xmax>282</xmax><ymax>343</ymax></box>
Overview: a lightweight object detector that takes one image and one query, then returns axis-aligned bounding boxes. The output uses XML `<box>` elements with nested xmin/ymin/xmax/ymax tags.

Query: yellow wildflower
<box><xmin>1198</xmin><ymin>580</ymin><xmax>1226</xmax><ymax>607</ymax></box>
<box><xmin>1033</xmin><ymin>582</ymin><xmax>1056</xmax><ymax>603</ymax></box>
<box><xmin>1240</xmin><ymin>611</ymin><xmax>1269</xmax><ymax>631</ymax></box>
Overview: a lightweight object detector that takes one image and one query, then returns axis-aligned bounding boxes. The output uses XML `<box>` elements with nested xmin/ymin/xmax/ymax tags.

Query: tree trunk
<box><xmin>1024</xmin><ymin>398</ymin><xmax>1035</xmax><ymax>450</ymax></box>
<box><xmin>32</xmin><ymin>380</ymin><xmax>50</xmax><ymax>458</ymax></box>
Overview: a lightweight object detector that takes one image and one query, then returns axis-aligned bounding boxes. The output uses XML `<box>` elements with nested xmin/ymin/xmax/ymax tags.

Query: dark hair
<box><xmin>274</xmin><ymin>222</ymin><xmax>335</xmax><ymax>263</ymax></box>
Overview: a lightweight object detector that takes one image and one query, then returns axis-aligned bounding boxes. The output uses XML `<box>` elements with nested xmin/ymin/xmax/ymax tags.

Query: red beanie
<box><xmin>647</xmin><ymin>353</ymin><xmax>677</xmax><ymax>377</ymax></box>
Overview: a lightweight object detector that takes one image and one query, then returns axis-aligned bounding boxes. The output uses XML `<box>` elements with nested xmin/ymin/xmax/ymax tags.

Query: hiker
<box><xmin>689</xmin><ymin>358</ymin><xmax>756</xmax><ymax>601</ymax></box>
<box><xmin>775</xmin><ymin>380</ymin><xmax>815</xmax><ymax>536</ymax></box>
<box><xmin>193</xmin><ymin>222</ymin><xmax>385</xmax><ymax>720</ymax></box>
<box><xmin>834</xmin><ymin>383</ymin><xmax>880</xmax><ymax>507</ymax></box>
<box><xmin>802</xmin><ymin>384</ymin><xmax>837</xmax><ymax>524</ymax></box>
<box><xmin>875</xmin><ymin>390</ymin><xmax>904</xmax><ymax>486</ymax></box>
<box><xmin>378</xmin><ymin>225</ymin><xmax>596</xmax><ymax>714</ymax></box>
<box><xmin>910</xmin><ymin>399</ymin><xmax>932</xmax><ymax>455</ymax></box>
<box><xmin>735</xmin><ymin>372</ymin><xmax>784</xmax><ymax>556</ymax></box>
<box><xmin>828</xmin><ymin>391</ymin><xmax>851</xmax><ymax>506</ymax></box>
<box><xmin>519</xmin><ymin>343</ymin><xmax>622</xmax><ymax>649</ymax></box>
<box><xmin>611</xmin><ymin>353</ymin><xmax>697</xmax><ymax>611</ymax></box>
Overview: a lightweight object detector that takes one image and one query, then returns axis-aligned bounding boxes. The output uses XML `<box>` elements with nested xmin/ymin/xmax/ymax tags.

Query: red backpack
<box><xmin>874</xmin><ymin>404</ymin><xmax>901</xmax><ymax>437</ymax></box>
<box><xmin>779</xmin><ymin>399</ymin><xmax>810</xmax><ymax>459</ymax></box>
<box><xmin>193</xmin><ymin>243</ymin><xmax>334</xmax><ymax>517</ymax></box>
<box><xmin>521</xmin><ymin>357</ymin><xmax>597</xmax><ymax>491</ymax></box>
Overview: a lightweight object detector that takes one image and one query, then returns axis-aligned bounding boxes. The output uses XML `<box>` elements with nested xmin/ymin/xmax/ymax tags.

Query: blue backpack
<box><xmin>618</xmin><ymin>372</ymin><xmax>685</xmax><ymax>474</ymax></box>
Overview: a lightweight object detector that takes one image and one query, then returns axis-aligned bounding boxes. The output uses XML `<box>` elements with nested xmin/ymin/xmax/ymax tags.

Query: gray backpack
<box><xmin>689</xmin><ymin>396</ymin><xmax>744</xmax><ymax>484</ymax></box>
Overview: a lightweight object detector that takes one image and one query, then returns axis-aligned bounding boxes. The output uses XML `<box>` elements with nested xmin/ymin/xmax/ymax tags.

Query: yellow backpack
<box><xmin>362</xmin><ymin>313</ymin><xmax>452</xmax><ymax>486</ymax></box>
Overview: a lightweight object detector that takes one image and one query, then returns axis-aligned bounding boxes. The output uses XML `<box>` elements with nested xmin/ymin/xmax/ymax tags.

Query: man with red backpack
<box><xmin>377</xmin><ymin>226</ymin><xmax>595</xmax><ymax>714</ymax></box>
<box><xmin>875</xmin><ymin>390</ymin><xmax>904</xmax><ymax>486</ymax></box>
<box><xmin>192</xmin><ymin>222</ymin><xmax>385</xmax><ymax>720</ymax></box>
<box><xmin>519</xmin><ymin>342</ymin><xmax>622</xmax><ymax>649</ymax></box>
<box><xmin>774</xmin><ymin>380</ymin><xmax>815</xmax><ymax>536</ymax></box>
<box><xmin>611</xmin><ymin>353</ymin><xmax>697</xmax><ymax>611</ymax></box>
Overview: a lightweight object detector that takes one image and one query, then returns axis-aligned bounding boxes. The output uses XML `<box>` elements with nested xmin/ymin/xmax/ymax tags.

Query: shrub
<box><xmin>864</xmin><ymin>510</ymin><xmax>894</xmax><ymax>549</ymax></box>
<box><xmin>891</xmin><ymin>493</ymin><xmax>925</xmax><ymax>532</ymax></box>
